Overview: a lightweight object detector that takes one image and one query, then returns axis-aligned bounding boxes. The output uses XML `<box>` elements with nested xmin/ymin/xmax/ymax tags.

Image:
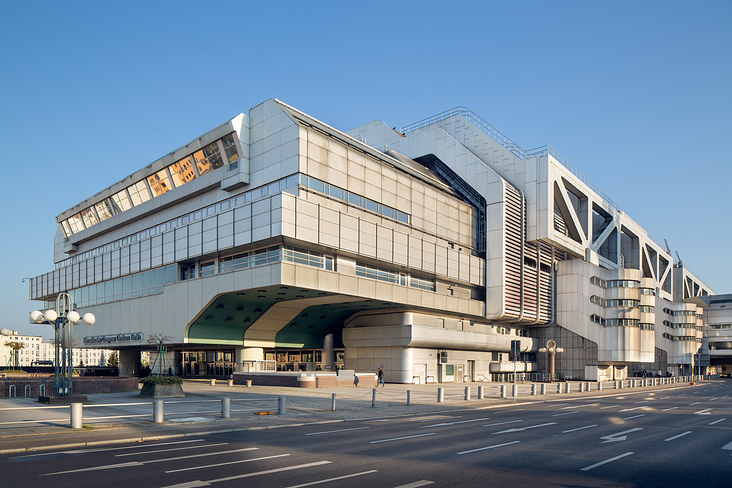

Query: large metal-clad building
<box><xmin>28</xmin><ymin>100</ymin><xmax>718</xmax><ymax>383</ymax></box>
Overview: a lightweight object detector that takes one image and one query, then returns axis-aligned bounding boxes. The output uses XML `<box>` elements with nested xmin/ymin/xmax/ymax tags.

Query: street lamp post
<box><xmin>29</xmin><ymin>293</ymin><xmax>95</xmax><ymax>397</ymax></box>
<box><xmin>538</xmin><ymin>340</ymin><xmax>564</xmax><ymax>382</ymax></box>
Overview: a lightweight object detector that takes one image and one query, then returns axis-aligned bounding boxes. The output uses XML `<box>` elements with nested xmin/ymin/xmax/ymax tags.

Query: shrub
<box><xmin>139</xmin><ymin>375</ymin><xmax>183</xmax><ymax>385</ymax></box>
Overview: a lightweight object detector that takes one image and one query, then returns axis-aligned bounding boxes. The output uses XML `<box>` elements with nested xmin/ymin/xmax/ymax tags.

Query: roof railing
<box><xmin>400</xmin><ymin>107</ymin><xmax>665</xmax><ymax>249</ymax></box>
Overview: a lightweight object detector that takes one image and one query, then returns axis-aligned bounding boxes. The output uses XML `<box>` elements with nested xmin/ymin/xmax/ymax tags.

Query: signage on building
<box><xmin>83</xmin><ymin>333</ymin><xmax>144</xmax><ymax>344</ymax></box>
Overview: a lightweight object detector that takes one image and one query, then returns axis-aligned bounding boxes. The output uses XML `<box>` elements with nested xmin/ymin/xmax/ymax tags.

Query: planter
<box><xmin>139</xmin><ymin>382</ymin><xmax>185</xmax><ymax>398</ymax></box>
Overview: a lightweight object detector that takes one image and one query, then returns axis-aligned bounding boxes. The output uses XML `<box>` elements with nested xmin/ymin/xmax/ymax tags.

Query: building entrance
<box><xmin>264</xmin><ymin>348</ymin><xmax>344</xmax><ymax>372</ymax></box>
<box><xmin>181</xmin><ymin>351</ymin><xmax>234</xmax><ymax>378</ymax></box>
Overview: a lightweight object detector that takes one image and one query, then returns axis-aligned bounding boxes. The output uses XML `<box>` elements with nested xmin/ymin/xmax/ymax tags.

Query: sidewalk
<box><xmin>0</xmin><ymin>378</ymin><xmax>699</xmax><ymax>454</ymax></box>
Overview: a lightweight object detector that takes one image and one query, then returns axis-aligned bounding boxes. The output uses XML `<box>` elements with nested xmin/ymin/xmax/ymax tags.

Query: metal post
<box><xmin>465</xmin><ymin>386</ymin><xmax>471</xmax><ymax>401</ymax></box>
<box><xmin>221</xmin><ymin>397</ymin><xmax>230</xmax><ymax>418</ymax></box>
<box><xmin>70</xmin><ymin>402</ymin><xmax>83</xmax><ymax>429</ymax></box>
<box><xmin>557</xmin><ymin>383</ymin><xmax>562</xmax><ymax>394</ymax></box>
<box><xmin>153</xmin><ymin>399</ymin><xmax>164</xmax><ymax>423</ymax></box>
<box><xmin>531</xmin><ymin>384</ymin><xmax>536</xmax><ymax>396</ymax></box>
<box><xmin>437</xmin><ymin>387</ymin><xmax>444</xmax><ymax>403</ymax></box>
<box><xmin>598</xmin><ymin>382</ymin><xmax>602</xmax><ymax>391</ymax></box>
<box><xmin>541</xmin><ymin>383</ymin><xmax>546</xmax><ymax>395</ymax></box>
<box><xmin>406</xmin><ymin>390</ymin><xmax>411</xmax><ymax>406</ymax></box>
<box><xmin>566</xmin><ymin>383</ymin><xmax>571</xmax><ymax>393</ymax></box>
<box><xmin>278</xmin><ymin>396</ymin><xmax>286</xmax><ymax>415</ymax></box>
<box><xmin>371</xmin><ymin>388</ymin><xmax>376</xmax><ymax>408</ymax></box>
<box><xmin>478</xmin><ymin>385</ymin><xmax>484</xmax><ymax>399</ymax></box>
<box><xmin>332</xmin><ymin>393</ymin><xmax>336</xmax><ymax>411</ymax></box>
<box><xmin>579</xmin><ymin>382</ymin><xmax>584</xmax><ymax>392</ymax></box>
<box><xmin>501</xmin><ymin>385</ymin><xmax>507</xmax><ymax>398</ymax></box>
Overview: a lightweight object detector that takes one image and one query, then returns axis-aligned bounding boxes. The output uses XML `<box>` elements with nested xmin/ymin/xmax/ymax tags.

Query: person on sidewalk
<box><xmin>377</xmin><ymin>366</ymin><xmax>385</xmax><ymax>387</ymax></box>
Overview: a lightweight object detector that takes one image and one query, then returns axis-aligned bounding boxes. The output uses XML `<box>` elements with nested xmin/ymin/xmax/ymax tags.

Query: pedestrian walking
<box><xmin>377</xmin><ymin>365</ymin><xmax>385</xmax><ymax>387</ymax></box>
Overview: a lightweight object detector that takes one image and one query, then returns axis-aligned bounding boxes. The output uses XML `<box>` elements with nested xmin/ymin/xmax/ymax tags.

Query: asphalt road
<box><xmin>3</xmin><ymin>381</ymin><xmax>731</xmax><ymax>488</ymax></box>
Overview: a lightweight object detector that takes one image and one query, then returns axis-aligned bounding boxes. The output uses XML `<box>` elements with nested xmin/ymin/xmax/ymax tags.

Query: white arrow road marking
<box><xmin>493</xmin><ymin>422</ymin><xmax>558</xmax><ymax>434</ymax></box>
<box><xmin>457</xmin><ymin>440</ymin><xmax>521</xmax><ymax>455</ymax></box>
<box><xmin>664</xmin><ymin>431</ymin><xmax>692</xmax><ymax>442</ymax></box>
<box><xmin>695</xmin><ymin>409</ymin><xmax>712</xmax><ymax>415</ymax></box>
<box><xmin>581</xmin><ymin>452</ymin><xmax>634</xmax><ymax>471</ymax></box>
<box><xmin>600</xmin><ymin>428</ymin><xmax>643</xmax><ymax>443</ymax></box>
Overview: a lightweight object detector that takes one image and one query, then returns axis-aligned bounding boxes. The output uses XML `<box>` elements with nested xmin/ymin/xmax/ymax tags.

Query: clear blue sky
<box><xmin>2</xmin><ymin>1</ymin><xmax>730</xmax><ymax>338</ymax></box>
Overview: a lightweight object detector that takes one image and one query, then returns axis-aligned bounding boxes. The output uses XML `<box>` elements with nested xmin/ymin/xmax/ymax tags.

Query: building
<box><xmin>26</xmin><ymin>100</ymin><xmax>718</xmax><ymax>383</ymax></box>
<box><xmin>0</xmin><ymin>330</ymin><xmax>112</xmax><ymax>368</ymax></box>
<box><xmin>700</xmin><ymin>294</ymin><xmax>732</xmax><ymax>376</ymax></box>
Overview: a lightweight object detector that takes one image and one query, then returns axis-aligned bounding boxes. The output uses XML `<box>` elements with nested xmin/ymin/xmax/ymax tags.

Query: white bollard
<box><xmin>465</xmin><ymin>386</ymin><xmax>471</xmax><ymax>401</ymax></box>
<box><xmin>221</xmin><ymin>397</ymin><xmax>230</xmax><ymax>418</ymax></box>
<box><xmin>478</xmin><ymin>386</ymin><xmax>484</xmax><ymax>400</ymax></box>
<box><xmin>210</xmin><ymin>378</ymin><xmax>216</xmax><ymax>386</ymax></box>
<box><xmin>541</xmin><ymin>383</ymin><xmax>546</xmax><ymax>395</ymax></box>
<box><xmin>565</xmin><ymin>383</ymin><xmax>571</xmax><ymax>394</ymax></box>
<box><xmin>70</xmin><ymin>402</ymin><xmax>83</xmax><ymax>429</ymax></box>
<box><xmin>332</xmin><ymin>393</ymin><xmax>337</xmax><ymax>411</ymax></box>
<box><xmin>501</xmin><ymin>385</ymin><xmax>507</xmax><ymax>398</ymax></box>
<box><xmin>557</xmin><ymin>383</ymin><xmax>562</xmax><ymax>394</ymax></box>
<box><xmin>579</xmin><ymin>383</ymin><xmax>584</xmax><ymax>392</ymax></box>
<box><xmin>437</xmin><ymin>388</ymin><xmax>444</xmax><ymax>403</ymax></box>
<box><xmin>598</xmin><ymin>382</ymin><xmax>603</xmax><ymax>391</ymax></box>
<box><xmin>531</xmin><ymin>384</ymin><xmax>536</xmax><ymax>396</ymax></box>
<box><xmin>153</xmin><ymin>399</ymin><xmax>164</xmax><ymax>423</ymax></box>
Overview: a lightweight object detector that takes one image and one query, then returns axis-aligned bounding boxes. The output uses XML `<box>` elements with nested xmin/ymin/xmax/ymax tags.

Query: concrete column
<box><xmin>118</xmin><ymin>349</ymin><xmax>141</xmax><ymax>377</ymax></box>
<box><xmin>239</xmin><ymin>347</ymin><xmax>264</xmax><ymax>372</ymax></box>
<box><xmin>323</xmin><ymin>334</ymin><xmax>334</xmax><ymax>371</ymax></box>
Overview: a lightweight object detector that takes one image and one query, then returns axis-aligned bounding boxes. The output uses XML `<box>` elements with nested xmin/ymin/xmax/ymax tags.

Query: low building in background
<box><xmin>0</xmin><ymin>330</ymin><xmax>114</xmax><ymax>368</ymax></box>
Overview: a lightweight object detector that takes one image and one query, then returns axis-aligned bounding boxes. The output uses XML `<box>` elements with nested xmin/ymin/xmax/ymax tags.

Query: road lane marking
<box><xmin>634</xmin><ymin>400</ymin><xmax>650</xmax><ymax>404</ymax></box>
<box><xmin>622</xmin><ymin>414</ymin><xmax>645</xmax><ymax>420</ymax></box>
<box><xmin>695</xmin><ymin>409</ymin><xmax>713</xmax><ymax>415</ymax></box>
<box><xmin>493</xmin><ymin>409</ymin><xmax>525</xmax><ymax>414</ymax></box>
<box><xmin>562</xmin><ymin>425</ymin><xmax>598</xmax><ymax>433</ymax></box>
<box><xmin>165</xmin><ymin>454</ymin><xmax>290</xmax><ymax>473</ymax></box>
<box><xmin>664</xmin><ymin>431</ymin><xmax>692</xmax><ymax>442</ymax></box>
<box><xmin>370</xmin><ymin>433</ymin><xmax>436</xmax><ymax>444</ymax></box>
<box><xmin>709</xmin><ymin>398</ymin><xmax>718</xmax><ymax>402</ymax></box>
<box><xmin>11</xmin><ymin>439</ymin><xmax>207</xmax><ymax>461</ymax></box>
<box><xmin>483</xmin><ymin>420</ymin><xmax>523</xmax><ymax>427</ymax></box>
<box><xmin>580</xmin><ymin>452</ymin><xmax>634</xmax><ymax>471</ymax></box>
<box><xmin>161</xmin><ymin>461</ymin><xmax>333</xmax><ymax>487</ymax></box>
<box><xmin>421</xmin><ymin>418</ymin><xmax>490</xmax><ymax>428</ymax></box>
<box><xmin>493</xmin><ymin>422</ymin><xmax>558</xmax><ymax>434</ymax></box>
<box><xmin>286</xmin><ymin>470</ymin><xmax>377</xmax><ymax>488</ymax></box>
<box><xmin>662</xmin><ymin>407</ymin><xmax>678</xmax><ymax>412</ymax></box>
<box><xmin>40</xmin><ymin>447</ymin><xmax>259</xmax><ymax>475</ymax></box>
<box><xmin>689</xmin><ymin>402</ymin><xmax>701</xmax><ymax>405</ymax></box>
<box><xmin>619</xmin><ymin>407</ymin><xmax>646</xmax><ymax>412</ymax></box>
<box><xmin>600</xmin><ymin>405</ymin><xmax>620</xmax><ymax>409</ymax></box>
<box><xmin>305</xmin><ymin>427</ymin><xmax>370</xmax><ymax>436</ymax></box>
<box><xmin>553</xmin><ymin>411</ymin><xmax>579</xmax><ymax>417</ymax></box>
<box><xmin>561</xmin><ymin>403</ymin><xmax>597</xmax><ymax>410</ymax></box>
<box><xmin>659</xmin><ymin>397</ymin><xmax>671</xmax><ymax>400</ymax></box>
<box><xmin>116</xmin><ymin>442</ymin><xmax>230</xmax><ymax>456</ymax></box>
<box><xmin>457</xmin><ymin>440</ymin><xmax>521</xmax><ymax>455</ymax></box>
<box><xmin>393</xmin><ymin>481</ymin><xmax>434</xmax><ymax>488</ymax></box>
<box><xmin>709</xmin><ymin>419</ymin><xmax>726</xmax><ymax>425</ymax></box>
<box><xmin>722</xmin><ymin>441</ymin><xmax>732</xmax><ymax>450</ymax></box>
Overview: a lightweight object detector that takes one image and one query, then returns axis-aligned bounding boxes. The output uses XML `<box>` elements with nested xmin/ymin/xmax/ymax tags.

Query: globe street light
<box><xmin>29</xmin><ymin>293</ymin><xmax>95</xmax><ymax>397</ymax></box>
<box><xmin>538</xmin><ymin>340</ymin><xmax>564</xmax><ymax>382</ymax></box>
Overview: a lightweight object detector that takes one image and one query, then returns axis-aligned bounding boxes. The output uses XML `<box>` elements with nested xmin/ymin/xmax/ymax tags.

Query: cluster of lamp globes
<box><xmin>538</xmin><ymin>340</ymin><xmax>564</xmax><ymax>354</ymax></box>
<box><xmin>29</xmin><ymin>309</ymin><xmax>96</xmax><ymax>326</ymax></box>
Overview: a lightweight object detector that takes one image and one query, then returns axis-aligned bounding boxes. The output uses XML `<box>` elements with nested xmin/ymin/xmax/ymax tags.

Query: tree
<box><xmin>107</xmin><ymin>351</ymin><xmax>118</xmax><ymax>367</ymax></box>
<box><xmin>147</xmin><ymin>333</ymin><xmax>174</xmax><ymax>376</ymax></box>
<box><xmin>4</xmin><ymin>341</ymin><xmax>24</xmax><ymax>370</ymax></box>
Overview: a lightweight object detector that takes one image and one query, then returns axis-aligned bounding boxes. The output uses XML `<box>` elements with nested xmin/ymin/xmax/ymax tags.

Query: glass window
<box><xmin>153</xmin><ymin>268</ymin><xmax>165</xmax><ymax>292</ymax></box>
<box><xmin>81</xmin><ymin>207</ymin><xmax>99</xmax><ymax>228</ymax></box>
<box><xmin>142</xmin><ymin>270</ymin><xmax>153</xmax><ymax>295</ymax></box>
<box><xmin>364</xmin><ymin>198</ymin><xmax>378</xmax><ymax>213</ymax></box>
<box><xmin>222</xmin><ymin>133</ymin><xmax>239</xmax><ymax>164</ymax></box>
<box><xmin>148</xmin><ymin>168</ymin><xmax>173</xmax><ymax>197</ymax></box>
<box><xmin>113</xmin><ymin>278</ymin><xmax>123</xmax><ymax>300</ymax></box>
<box><xmin>309</xmin><ymin>178</ymin><xmax>324</xmax><ymax>193</ymax></box>
<box><xmin>67</xmin><ymin>214</ymin><xmax>85</xmax><ymax>234</ymax></box>
<box><xmin>194</xmin><ymin>141</ymin><xmax>224</xmax><ymax>175</ymax></box>
<box><xmin>122</xmin><ymin>275</ymin><xmax>132</xmax><ymax>300</ymax></box>
<box><xmin>347</xmin><ymin>192</ymin><xmax>361</xmax><ymax>206</ymax></box>
<box><xmin>164</xmin><ymin>265</ymin><xmax>177</xmax><ymax>284</ymax></box>
<box><xmin>95</xmin><ymin>199</ymin><xmax>116</xmax><ymax>221</ymax></box>
<box><xmin>169</xmin><ymin>157</ymin><xmax>196</xmax><ymax>187</ymax></box>
<box><xmin>200</xmin><ymin>261</ymin><xmax>215</xmax><ymax>277</ymax></box>
<box><xmin>396</xmin><ymin>211</ymin><xmax>409</xmax><ymax>223</ymax></box>
<box><xmin>128</xmin><ymin>180</ymin><xmax>151</xmax><ymax>206</ymax></box>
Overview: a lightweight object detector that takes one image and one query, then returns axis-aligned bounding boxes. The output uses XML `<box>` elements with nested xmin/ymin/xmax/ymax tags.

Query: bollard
<box><xmin>631</xmin><ymin>380</ymin><xmax>635</xmax><ymax>388</ymax></box>
<box><xmin>598</xmin><ymin>382</ymin><xmax>602</xmax><ymax>391</ymax></box>
<box><xmin>465</xmin><ymin>386</ymin><xmax>471</xmax><ymax>401</ymax></box>
<box><xmin>437</xmin><ymin>387</ymin><xmax>444</xmax><ymax>403</ymax></box>
<box><xmin>228</xmin><ymin>379</ymin><xmax>233</xmax><ymax>387</ymax></box>
<box><xmin>579</xmin><ymin>383</ymin><xmax>584</xmax><ymax>392</ymax></box>
<box><xmin>210</xmin><ymin>379</ymin><xmax>216</xmax><ymax>386</ymax></box>
<box><xmin>531</xmin><ymin>384</ymin><xmax>536</xmax><ymax>396</ymax></box>
<box><xmin>541</xmin><ymin>383</ymin><xmax>546</xmax><ymax>395</ymax></box>
<box><xmin>246</xmin><ymin>380</ymin><xmax>252</xmax><ymax>387</ymax></box>
<box><xmin>372</xmin><ymin>388</ymin><xmax>377</xmax><ymax>408</ymax></box>
<box><xmin>566</xmin><ymin>383</ymin><xmax>571</xmax><ymax>394</ymax></box>
<box><xmin>619</xmin><ymin>381</ymin><xmax>624</xmax><ymax>389</ymax></box>
<box><xmin>70</xmin><ymin>402</ymin><xmax>83</xmax><ymax>429</ymax></box>
<box><xmin>278</xmin><ymin>396</ymin><xmax>287</xmax><ymax>415</ymax></box>
<box><xmin>407</xmin><ymin>390</ymin><xmax>411</xmax><ymax>406</ymax></box>
<box><xmin>501</xmin><ymin>385</ymin><xmax>507</xmax><ymax>398</ymax></box>
<box><xmin>512</xmin><ymin>384</ymin><xmax>518</xmax><ymax>399</ymax></box>
<box><xmin>153</xmin><ymin>399</ymin><xmax>164</xmax><ymax>423</ymax></box>
<box><xmin>557</xmin><ymin>383</ymin><xmax>562</xmax><ymax>394</ymax></box>
<box><xmin>478</xmin><ymin>385</ymin><xmax>484</xmax><ymax>400</ymax></box>
<box><xmin>586</xmin><ymin>382</ymin><xmax>591</xmax><ymax>392</ymax></box>
<box><xmin>221</xmin><ymin>397</ymin><xmax>231</xmax><ymax>418</ymax></box>
<box><xmin>332</xmin><ymin>393</ymin><xmax>337</xmax><ymax>411</ymax></box>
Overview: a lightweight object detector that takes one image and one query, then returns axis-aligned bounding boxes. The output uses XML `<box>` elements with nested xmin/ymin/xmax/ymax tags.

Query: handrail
<box><xmin>400</xmin><ymin>107</ymin><xmax>665</xmax><ymax>249</ymax></box>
